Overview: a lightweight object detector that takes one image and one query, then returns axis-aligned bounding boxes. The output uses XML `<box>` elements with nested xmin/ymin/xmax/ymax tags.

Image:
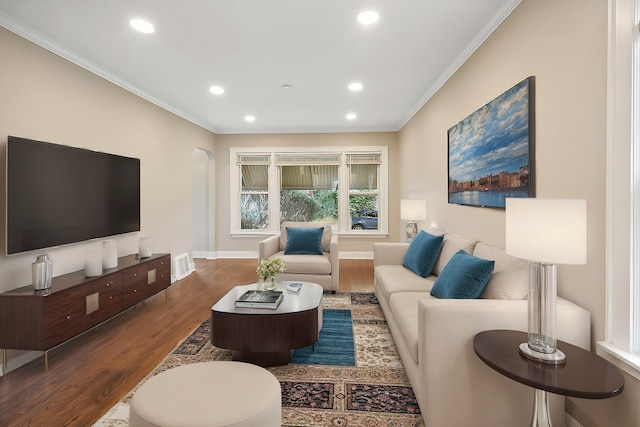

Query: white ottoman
<box><xmin>129</xmin><ymin>361</ymin><xmax>282</xmax><ymax>427</ymax></box>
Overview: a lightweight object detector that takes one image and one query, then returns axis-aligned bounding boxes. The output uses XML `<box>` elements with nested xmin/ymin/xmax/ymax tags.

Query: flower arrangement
<box><xmin>256</xmin><ymin>258</ymin><xmax>287</xmax><ymax>281</ymax></box>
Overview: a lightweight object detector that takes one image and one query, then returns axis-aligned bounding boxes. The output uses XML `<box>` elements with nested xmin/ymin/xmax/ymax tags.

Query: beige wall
<box><xmin>214</xmin><ymin>132</ymin><xmax>399</xmax><ymax>255</ymax></box>
<box><xmin>400</xmin><ymin>0</ymin><xmax>638</xmax><ymax>425</ymax></box>
<box><xmin>0</xmin><ymin>28</ymin><xmax>215</xmax><ymax>297</ymax></box>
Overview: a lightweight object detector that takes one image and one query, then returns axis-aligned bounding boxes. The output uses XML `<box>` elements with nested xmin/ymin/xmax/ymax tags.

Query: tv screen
<box><xmin>6</xmin><ymin>136</ymin><xmax>141</xmax><ymax>255</ymax></box>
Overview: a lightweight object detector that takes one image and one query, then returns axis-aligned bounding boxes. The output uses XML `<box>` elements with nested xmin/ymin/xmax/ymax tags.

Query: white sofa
<box><xmin>259</xmin><ymin>221</ymin><xmax>339</xmax><ymax>292</ymax></box>
<box><xmin>374</xmin><ymin>231</ymin><xmax>591</xmax><ymax>427</ymax></box>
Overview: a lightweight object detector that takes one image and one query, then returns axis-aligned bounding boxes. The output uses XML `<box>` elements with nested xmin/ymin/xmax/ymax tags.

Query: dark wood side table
<box><xmin>473</xmin><ymin>330</ymin><xmax>624</xmax><ymax>427</ymax></box>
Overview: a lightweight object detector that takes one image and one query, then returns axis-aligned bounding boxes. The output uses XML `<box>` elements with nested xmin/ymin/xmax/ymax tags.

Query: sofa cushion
<box><xmin>375</xmin><ymin>265</ymin><xmax>436</xmax><ymax>302</ymax></box>
<box><xmin>432</xmin><ymin>234</ymin><xmax>478</xmax><ymax>276</ymax></box>
<box><xmin>280</xmin><ymin>222</ymin><xmax>332</xmax><ymax>252</ymax></box>
<box><xmin>388</xmin><ymin>291</ymin><xmax>435</xmax><ymax>364</ymax></box>
<box><xmin>269</xmin><ymin>252</ymin><xmax>332</xmax><ymax>275</ymax></box>
<box><xmin>402</xmin><ymin>230</ymin><xmax>444</xmax><ymax>278</ymax></box>
<box><xmin>284</xmin><ymin>227</ymin><xmax>323</xmax><ymax>255</ymax></box>
<box><xmin>430</xmin><ymin>250</ymin><xmax>495</xmax><ymax>299</ymax></box>
<box><xmin>473</xmin><ymin>242</ymin><xmax>529</xmax><ymax>300</ymax></box>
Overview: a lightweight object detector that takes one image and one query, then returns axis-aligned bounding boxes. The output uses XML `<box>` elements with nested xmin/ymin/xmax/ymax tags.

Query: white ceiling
<box><xmin>0</xmin><ymin>0</ymin><xmax>521</xmax><ymax>134</ymax></box>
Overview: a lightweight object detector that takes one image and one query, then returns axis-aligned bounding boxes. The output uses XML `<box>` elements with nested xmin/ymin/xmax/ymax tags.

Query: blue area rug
<box><xmin>290</xmin><ymin>308</ymin><xmax>355</xmax><ymax>366</ymax></box>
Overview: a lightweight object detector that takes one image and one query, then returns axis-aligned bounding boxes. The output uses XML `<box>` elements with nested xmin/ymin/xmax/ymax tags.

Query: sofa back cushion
<box><xmin>280</xmin><ymin>222</ymin><xmax>332</xmax><ymax>252</ymax></box>
<box><xmin>473</xmin><ymin>242</ymin><xmax>529</xmax><ymax>300</ymax></box>
<box><xmin>432</xmin><ymin>234</ymin><xmax>478</xmax><ymax>276</ymax></box>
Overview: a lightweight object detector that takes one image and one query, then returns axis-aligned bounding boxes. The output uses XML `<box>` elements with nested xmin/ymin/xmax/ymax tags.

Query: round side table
<box><xmin>473</xmin><ymin>330</ymin><xmax>624</xmax><ymax>427</ymax></box>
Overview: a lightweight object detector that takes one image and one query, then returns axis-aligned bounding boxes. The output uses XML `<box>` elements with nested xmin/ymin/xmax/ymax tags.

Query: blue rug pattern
<box><xmin>290</xmin><ymin>309</ymin><xmax>355</xmax><ymax>366</ymax></box>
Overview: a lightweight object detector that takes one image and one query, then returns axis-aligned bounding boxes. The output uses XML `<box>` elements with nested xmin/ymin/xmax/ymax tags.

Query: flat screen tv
<box><xmin>6</xmin><ymin>136</ymin><xmax>141</xmax><ymax>255</ymax></box>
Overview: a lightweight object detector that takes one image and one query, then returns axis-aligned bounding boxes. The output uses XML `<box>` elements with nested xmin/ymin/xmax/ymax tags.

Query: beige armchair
<box><xmin>258</xmin><ymin>221</ymin><xmax>339</xmax><ymax>292</ymax></box>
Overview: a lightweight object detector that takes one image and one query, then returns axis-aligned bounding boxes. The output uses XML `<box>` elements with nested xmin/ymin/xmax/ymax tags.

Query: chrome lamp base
<box><xmin>406</xmin><ymin>221</ymin><xmax>418</xmax><ymax>241</ymax></box>
<box><xmin>519</xmin><ymin>342</ymin><xmax>566</xmax><ymax>365</ymax></box>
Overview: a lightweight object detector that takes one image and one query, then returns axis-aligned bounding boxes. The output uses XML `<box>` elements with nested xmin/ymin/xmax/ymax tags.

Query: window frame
<box><xmin>229</xmin><ymin>146</ymin><xmax>388</xmax><ymax>236</ymax></box>
<box><xmin>598</xmin><ymin>0</ymin><xmax>640</xmax><ymax>380</ymax></box>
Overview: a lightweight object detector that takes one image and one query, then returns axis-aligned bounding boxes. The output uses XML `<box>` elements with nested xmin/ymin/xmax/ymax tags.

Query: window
<box><xmin>237</xmin><ymin>154</ymin><xmax>270</xmax><ymax>230</ymax></box>
<box><xmin>230</xmin><ymin>147</ymin><xmax>388</xmax><ymax>234</ymax></box>
<box><xmin>599</xmin><ymin>0</ymin><xmax>640</xmax><ymax>379</ymax></box>
<box><xmin>347</xmin><ymin>154</ymin><xmax>380</xmax><ymax>230</ymax></box>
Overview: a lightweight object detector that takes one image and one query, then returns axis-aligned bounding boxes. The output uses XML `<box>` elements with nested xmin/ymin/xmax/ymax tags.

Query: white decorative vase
<box><xmin>84</xmin><ymin>250</ymin><xmax>103</xmax><ymax>277</ymax></box>
<box><xmin>102</xmin><ymin>239</ymin><xmax>118</xmax><ymax>269</ymax></box>
<box><xmin>139</xmin><ymin>237</ymin><xmax>152</xmax><ymax>258</ymax></box>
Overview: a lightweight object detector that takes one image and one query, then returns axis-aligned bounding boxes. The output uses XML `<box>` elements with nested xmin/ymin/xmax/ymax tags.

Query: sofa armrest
<box><xmin>258</xmin><ymin>234</ymin><xmax>280</xmax><ymax>261</ymax></box>
<box><xmin>329</xmin><ymin>234</ymin><xmax>339</xmax><ymax>291</ymax></box>
<box><xmin>417</xmin><ymin>298</ymin><xmax>590</xmax><ymax>426</ymax></box>
<box><xmin>373</xmin><ymin>243</ymin><xmax>410</xmax><ymax>267</ymax></box>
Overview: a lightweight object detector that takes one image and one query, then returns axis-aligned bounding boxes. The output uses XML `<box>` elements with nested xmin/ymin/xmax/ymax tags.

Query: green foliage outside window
<box><xmin>349</xmin><ymin>195</ymin><xmax>378</xmax><ymax>217</ymax></box>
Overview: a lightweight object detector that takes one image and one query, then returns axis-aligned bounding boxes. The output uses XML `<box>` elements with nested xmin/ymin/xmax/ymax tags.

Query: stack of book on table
<box><xmin>234</xmin><ymin>290</ymin><xmax>284</xmax><ymax>309</ymax></box>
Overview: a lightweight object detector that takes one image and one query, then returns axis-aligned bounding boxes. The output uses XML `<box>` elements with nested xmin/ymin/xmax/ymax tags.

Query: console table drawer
<box><xmin>123</xmin><ymin>264</ymin><xmax>150</xmax><ymax>307</ymax></box>
<box><xmin>91</xmin><ymin>272</ymin><xmax>123</xmax><ymax>324</ymax></box>
<box><xmin>146</xmin><ymin>255</ymin><xmax>171</xmax><ymax>295</ymax></box>
<box><xmin>44</xmin><ymin>285</ymin><xmax>92</xmax><ymax>348</ymax></box>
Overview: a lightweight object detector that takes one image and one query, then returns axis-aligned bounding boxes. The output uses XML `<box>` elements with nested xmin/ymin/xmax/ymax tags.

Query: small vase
<box><xmin>32</xmin><ymin>254</ymin><xmax>53</xmax><ymax>290</ymax></box>
<box><xmin>263</xmin><ymin>277</ymin><xmax>278</xmax><ymax>290</ymax></box>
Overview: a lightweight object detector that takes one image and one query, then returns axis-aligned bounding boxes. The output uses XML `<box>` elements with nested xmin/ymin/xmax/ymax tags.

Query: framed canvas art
<box><xmin>447</xmin><ymin>76</ymin><xmax>535</xmax><ymax>209</ymax></box>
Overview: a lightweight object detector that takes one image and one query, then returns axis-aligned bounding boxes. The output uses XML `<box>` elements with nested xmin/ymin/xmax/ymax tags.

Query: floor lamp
<box><xmin>505</xmin><ymin>198</ymin><xmax>587</xmax><ymax>363</ymax></box>
<box><xmin>401</xmin><ymin>199</ymin><xmax>426</xmax><ymax>241</ymax></box>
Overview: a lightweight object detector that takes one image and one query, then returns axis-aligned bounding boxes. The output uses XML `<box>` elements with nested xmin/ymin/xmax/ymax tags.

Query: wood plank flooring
<box><xmin>0</xmin><ymin>258</ymin><xmax>374</xmax><ymax>426</ymax></box>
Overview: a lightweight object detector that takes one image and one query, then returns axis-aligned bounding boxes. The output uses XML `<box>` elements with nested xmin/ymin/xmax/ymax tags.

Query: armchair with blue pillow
<box><xmin>258</xmin><ymin>222</ymin><xmax>339</xmax><ymax>292</ymax></box>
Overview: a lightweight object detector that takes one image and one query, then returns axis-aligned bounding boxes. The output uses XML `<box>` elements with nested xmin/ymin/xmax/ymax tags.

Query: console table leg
<box><xmin>530</xmin><ymin>389</ymin><xmax>552</xmax><ymax>427</ymax></box>
<box><xmin>2</xmin><ymin>349</ymin><xmax>7</xmax><ymax>375</ymax></box>
<box><xmin>44</xmin><ymin>350</ymin><xmax>49</xmax><ymax>372</ymax></box>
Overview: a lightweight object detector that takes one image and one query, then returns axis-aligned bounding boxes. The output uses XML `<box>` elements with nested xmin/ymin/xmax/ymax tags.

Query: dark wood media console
<box><xmin>0</xmin><ymin>253</ymin><xmax>171</xmax><ymax>371</ymax></box>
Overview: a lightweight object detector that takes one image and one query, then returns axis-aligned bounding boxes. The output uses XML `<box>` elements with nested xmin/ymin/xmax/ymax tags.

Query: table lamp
<box><xmin>401</xmin><ymin>199</ymin><xmax>427</xmax><ymax>241</ymax></box>
<box><xmin>505</xmin><ymin>198</ymin><xmax>587</xmax><ymax>364</ymax></box>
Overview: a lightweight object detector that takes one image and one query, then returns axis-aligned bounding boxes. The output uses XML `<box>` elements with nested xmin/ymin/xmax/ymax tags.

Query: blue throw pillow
<box><xmin>430</xmin><ymin>250</ymin><xmax>495</xmax><ymax>299</ymax></box>
<box><xmin>402</xmin><ymin>230</ymin><xmax>445</xmax><ymax>278</ymax></box>
<box><xmin>284</xmin><ymin>227</ymin><xmax>324</xmax><ymax>255</ymax></box>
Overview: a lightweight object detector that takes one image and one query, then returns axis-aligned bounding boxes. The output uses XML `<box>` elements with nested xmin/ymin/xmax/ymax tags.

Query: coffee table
<box><xmin>210</xmin><ymin>281</ymin><xmax>323</xmax><ymax>367</ymax></box>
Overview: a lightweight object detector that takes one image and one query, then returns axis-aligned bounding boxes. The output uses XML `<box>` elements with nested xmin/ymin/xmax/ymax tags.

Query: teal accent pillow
<box><xmin>430</xmin><ymin>250</ymin><xmax>495</xmax><ymax>299</ymax></box>
<box><xmin>284</xmin><ymin>227</ymin><xmax>324</xmax><ymax>255</ymax></box>
<box><xmin>402</xmin><ymin>230</ymin><xmax>445</xmax><ymax>278</ymax></box>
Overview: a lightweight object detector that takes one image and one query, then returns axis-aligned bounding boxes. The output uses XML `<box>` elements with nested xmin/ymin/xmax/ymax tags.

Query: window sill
<box><xmin>596</xmin><ymin>341</ymin><xmax>640</xmax><ymax>381</ymax></box>
<box><xmin>341</xmin><ymin>231</ymin><xmax>388</xmax><ymax>238</ymax></box>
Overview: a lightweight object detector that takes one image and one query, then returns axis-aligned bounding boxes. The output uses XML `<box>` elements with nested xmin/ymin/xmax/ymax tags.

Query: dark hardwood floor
<box><xmin>0</xmin><ymin>258</ymin><xmax>374</xmax><ymax>426</ymax></box>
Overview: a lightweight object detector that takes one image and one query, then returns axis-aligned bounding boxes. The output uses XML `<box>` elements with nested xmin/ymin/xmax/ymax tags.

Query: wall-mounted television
<box><xmin>6</xmin><ymin>136</ymin><xmax>140</xmax><ymax>255</ymax></box>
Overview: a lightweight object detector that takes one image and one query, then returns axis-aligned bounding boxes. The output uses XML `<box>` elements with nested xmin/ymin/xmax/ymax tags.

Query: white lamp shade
<box><xmin>505</xmin><ymin>198</ymin><xmax>587</xmax><ymax>264</ymax></box>
<box><xmin>401</xmin><ymin>199</ymin><xmax>427</xmax><ymax>221</ymax></box>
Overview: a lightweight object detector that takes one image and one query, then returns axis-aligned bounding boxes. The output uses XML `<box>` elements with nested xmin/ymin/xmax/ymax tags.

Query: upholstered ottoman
<box><xmin>129</xmin><ymin>361</ymin><xmax>281</xmax><ymax>427</ymax></box>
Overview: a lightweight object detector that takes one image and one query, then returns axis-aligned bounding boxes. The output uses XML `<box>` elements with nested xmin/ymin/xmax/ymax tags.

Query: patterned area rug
<box><xmin>94</xmin><ymin>292</ymin><xmax>424</xmax><ymax>427</ymax></box>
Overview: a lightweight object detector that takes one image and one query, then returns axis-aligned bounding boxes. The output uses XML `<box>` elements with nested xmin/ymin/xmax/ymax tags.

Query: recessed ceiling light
<box><xmin>130</xmin><ymin>19</ymin><xmax>155</xmax><ymax>34</ymax></box>
<box><xmin>348</xmin><ymin>82</ymin><xmax>363</xmax><ymax>91</ymax></box>
<box><xmin>209</xmin><ymin>86</ymin><xmax>224</xmax><ymax>95</ymax></box>
<box><xmin>357</xmin><ymin>11</ymin><xmax>379</xmax><ymax>25</ymax></box>
<box><xmin>346</xmin><ymin>113</ymin><xmax>357</xmax><ymax>120</ymax></box>
<box><xmin>245</xmin><ymin>115</ymin><xmax>256</xmax><ymax>122</ymax></box>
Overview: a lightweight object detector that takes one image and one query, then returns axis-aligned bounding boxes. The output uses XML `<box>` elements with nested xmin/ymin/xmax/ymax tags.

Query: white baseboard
<box><xmin>192</xmin><ymin>251</ymin><xmax>216</xmax><ymax>259</ymax></box>
<box><xmin>215</xmin><ymin>251</ymin><xmax>258</xmax><ymax>259</ymax></box>
<box><xmin>565</xmin><ymin>412</ymin><xmax>584</xmax><ymax>427</ymax></box>
<box><xmin>211</xmin><ymin>250</ymin><xmax>373</xmax><ymax>260</ymax></box>
<box><xmin>340</xmin><ymin>251</ymin><xmax>373</xmax><ymax>259</ymax></box>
